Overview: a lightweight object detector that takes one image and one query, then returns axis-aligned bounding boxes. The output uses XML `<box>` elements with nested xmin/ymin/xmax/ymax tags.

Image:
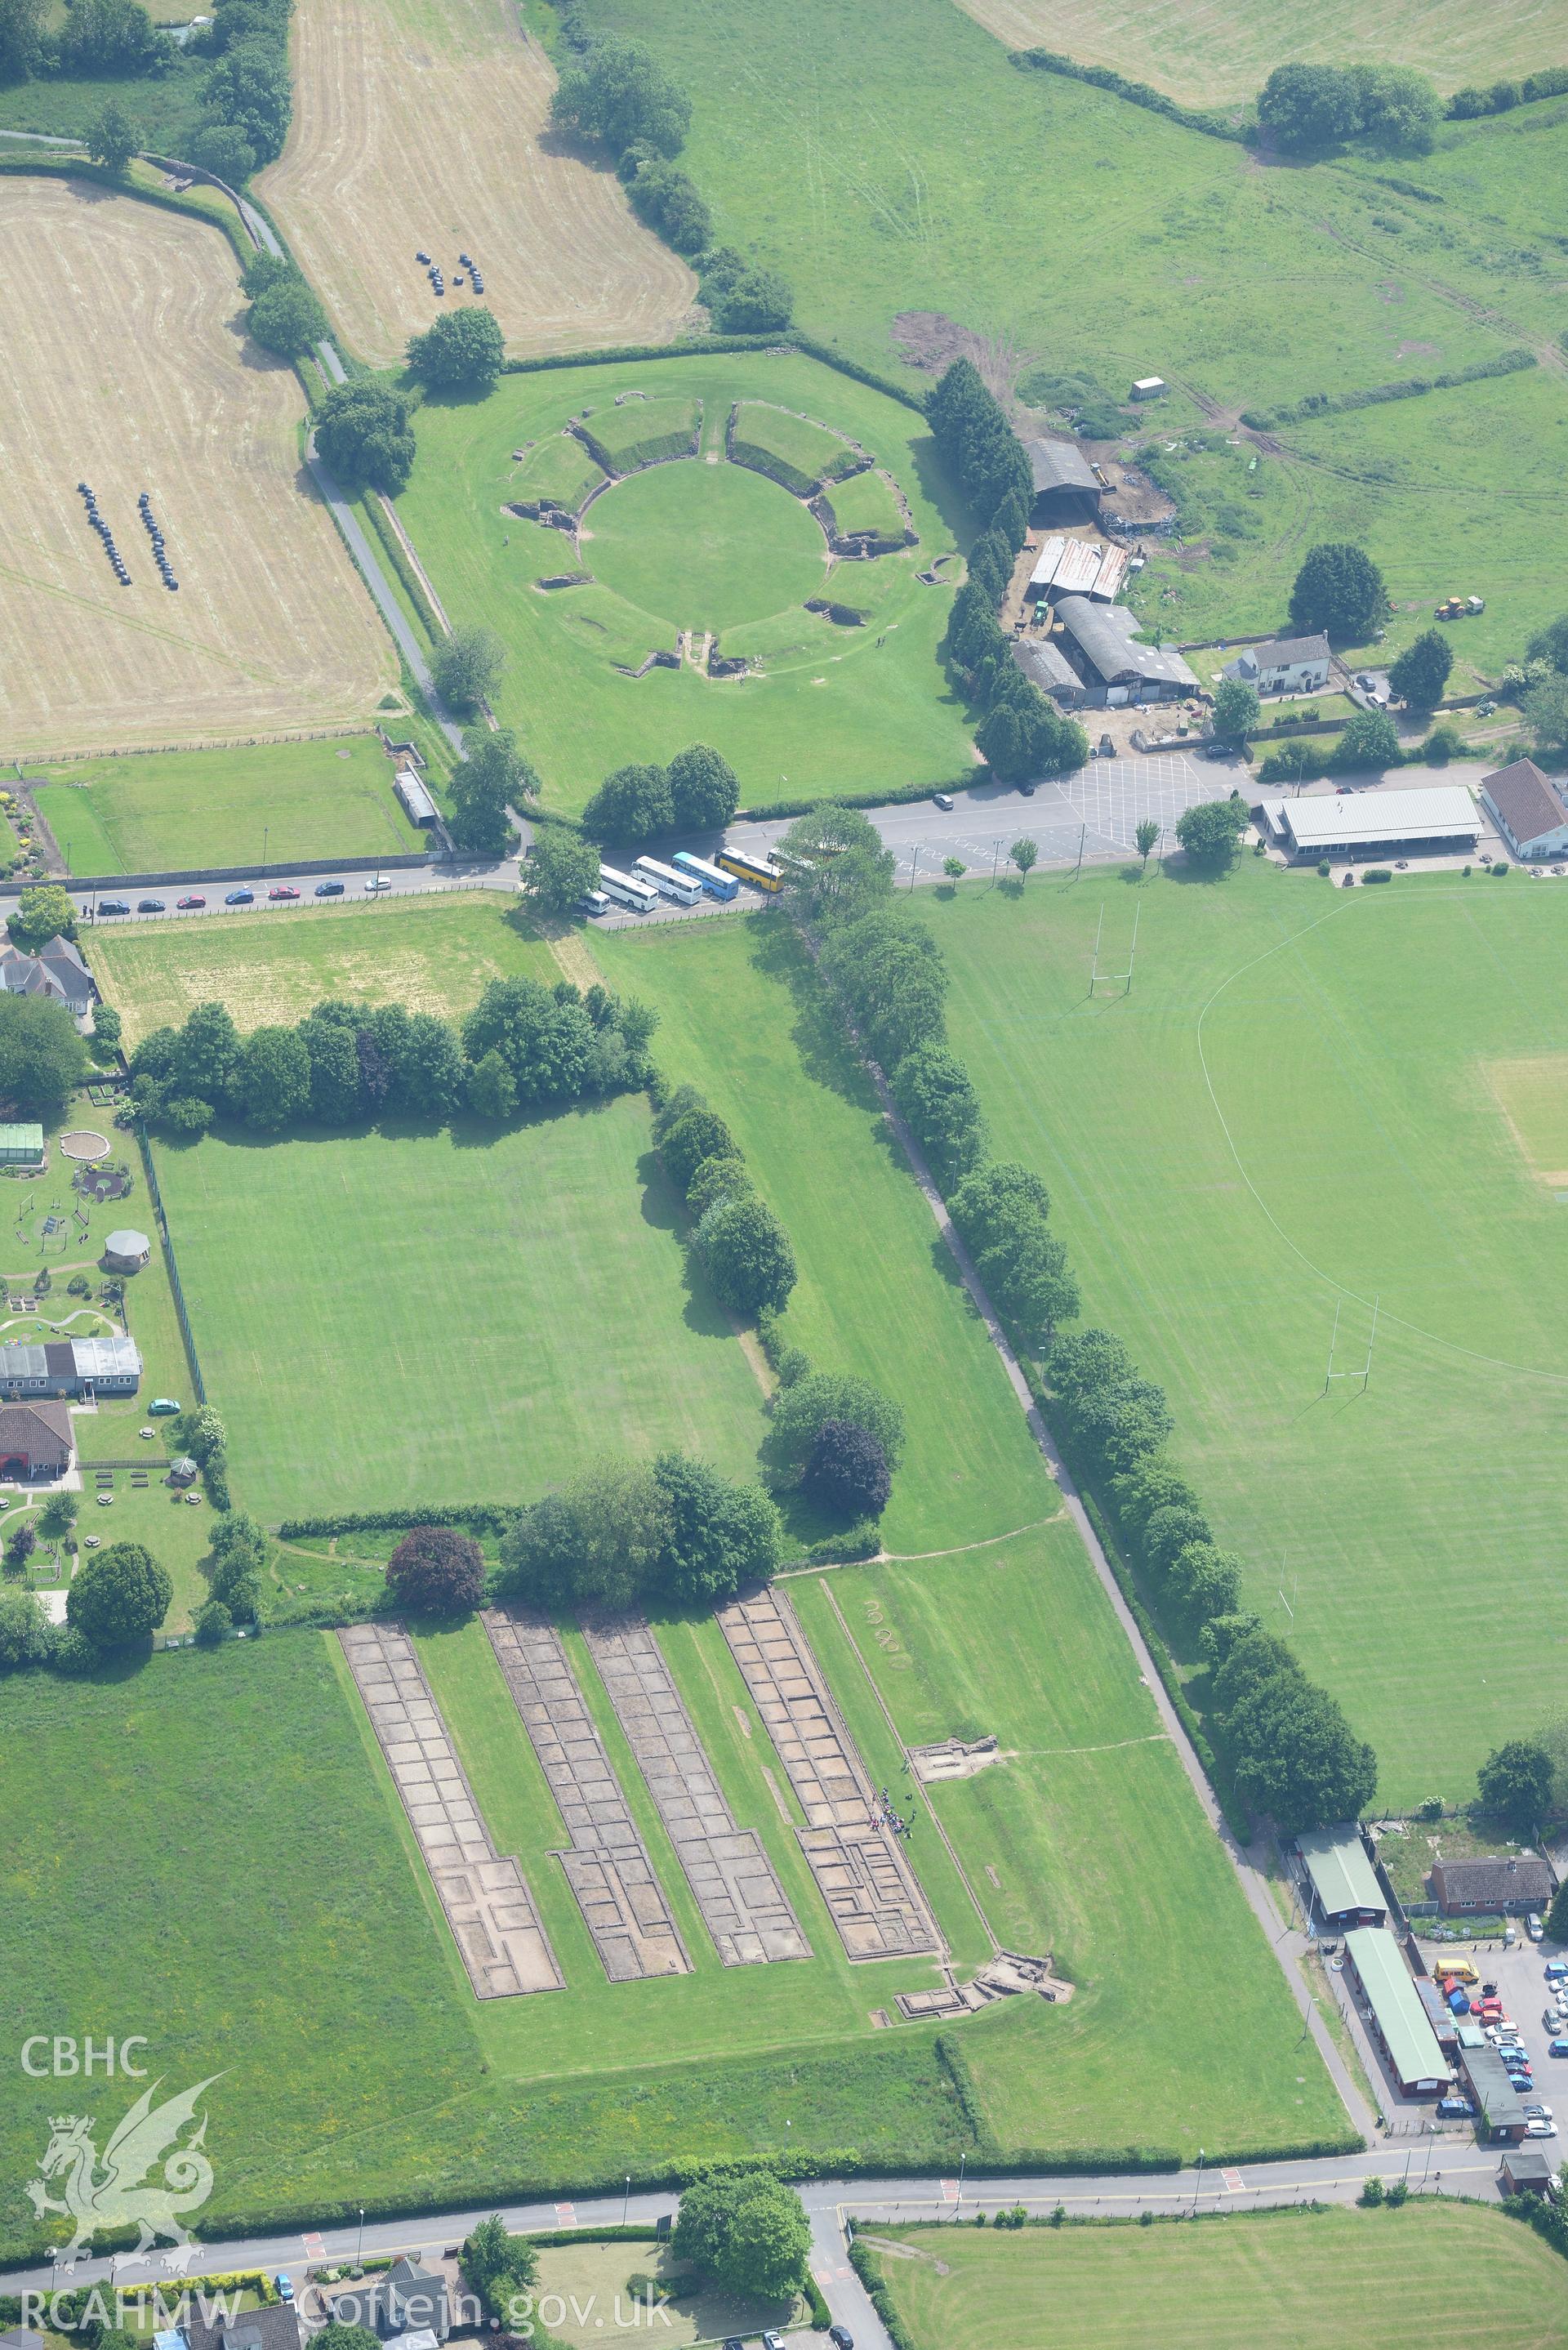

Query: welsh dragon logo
<box><xmin>25</xmin><ymin>2077</ymin><xmax>220</xmax><ymax>2258</ymax></box>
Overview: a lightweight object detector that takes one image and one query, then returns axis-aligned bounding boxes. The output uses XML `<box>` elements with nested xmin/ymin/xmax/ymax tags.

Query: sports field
<box><xmin>862</xmin><ymin>2202</ymin><xmax>1568</xmax><ymax>2350</ymax></box>
<box><xmin>398</xmin><ymin>353</ymin><xmax>971</xmax><ymax>813</ymax></box>
<box><xmin>923</xmin><ymin>864</ymin><xmax>1568</xmax><ymax>1804</ymax></box>
<box><xmin>91</xmin><ymin>892</ymin><xmax>543</xmax><ymax>1046</ymax></box>
<box><xmin>0</xmin><ymin>179</ymin><xmax>393</xmax><ymax>760</ymax></box>
<box><xmin>585</xmin><ymin>0</ymin><xmax>1568</xmax><ymax>671</ymax></box>
<box><xmin>152</xmin><ymin>1090</ymin><xmax>768</xmax><ymax>1522</ymax></box>
<box><xmin>949</xmin><ymin>0</ymin><xmax>1558</xmax><ymax>105</ymax></box>
<box><xmin>29</xmin><ymin>738</ymin><xmax>421</xmax><ymax>877</ymax></box>
<box><xmin>256</xmin><ymin>0</ymin><xmax>693</xmax><ymax>366</ymax></box>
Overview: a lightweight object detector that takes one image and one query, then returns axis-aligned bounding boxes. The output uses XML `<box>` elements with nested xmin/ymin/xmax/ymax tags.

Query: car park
<box><xmin>96</xmin><ymin>899</ymin><xmax>129</xmax><ymax>915</ymax></box>
<box><xmin>269</xmin><ymin>885</ymin><xmax>301</xmax><ymax>901</ymax></box>
<box><xmin>137</xmin><ymin>897</ymin><xmax>165</xmax><ymax>912</ymax></box>
<box><xmin>225</xmin><ymin>887</ymin><xmax>254</xmax><ymax>904</ymax></box>
<box><xmin>314</xmin><ymin>880</ymin><xmax>345</xmax><ymax>896</ymax></box>
<box><xmin>176</xmin><ymin>894</ymin><xmax>206</xmax><ymax>909</ymax></box>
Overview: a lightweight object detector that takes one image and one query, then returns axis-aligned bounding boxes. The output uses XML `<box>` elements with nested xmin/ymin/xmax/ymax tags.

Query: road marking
<box><xmin>1222</xmin><ymin>2169</ymin><xmax>1245</xmax><ymax>2192</ymax></box>
<box><xmin>302</xmin><ymin>2233</ymin><xmax>325</xmax><ymax>2256</ymax></box>
<box><xmin>940</xmin><ymin>2178</ymin><xmax>960</xmax><ymax>2202</ymax></box>
<box><xmin>555</xmin><ymin>2202</ymin><xmax>577</xmax><ymax>2227</ymax></box>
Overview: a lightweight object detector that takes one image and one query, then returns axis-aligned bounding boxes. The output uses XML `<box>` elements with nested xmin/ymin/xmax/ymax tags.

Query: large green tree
<box><xmin>1525</xmin><ymin>674</ymin><xmax>1568</xmax><ymax>756</ymax></box>
<box><xmin>1388</xmin><ymin>629</ymin><xmax>1452</xmax><ymax>711</ymax></box>
<box><xmin>770</xmin><ymin>1370</ymin><xmax>904</xmax><ymax>1471</ymax></box>
<box><xmin>652</xmin><ymin>1453</ymin><xmax>782</xmax><ymax>1603</ymax></box>
<box><xmin>1337</xmin><ymin>707</ymin><xmax>1401</xmax><ymax>771</ymax></box>
<box><xmin>1211</xmin><ymin>678</ymin><xmax>1260</xmax><ymax>739</ymax></box>
<box><xmin>695</xmin><ymin>1193</ymin><xmax>796</xmax><ymax>1315</ymax></box>
<box><xmin>314</xmin><ymin>381</ymin><xmax>416</xmax><ymax>494</ymax></box>
<box><xmin>432</xmin><ymin>626</ymin><xmax>506</xmax><ymax>716</ymax></box>
<box><xmin>1175</xmin><ymin>796</ymin><xmax>1250</xmax><ymax>875</ymax></box>
<box><xmin>248</xmin><ymin>270</ymin><xmax>327</xmax><ymax>355</ymax></box>
<box><xmin>500</xmin><ymin>1458</ymin><xmax>672</xmax><ymax>1612</ymax></box>
<box><xmin>0</xmin><ymin>0</ymin><xmax>47</xmax><ymax>81</ymax></box>
<box><xmin>406</xmin><ymin>307</ymin><xmax>506</xmax><ymax>393</ymax></box>
<box><xmin>86</xmin><ymin>98</ymin><xmax>138</xmax><ymax>174</ymax></box>
<box><xmin>448</xmin><ymin>729</ymin><xmax>532</xmax><ymax>856</ymax></box>
<box><xmin>1477</xmin><ymin>1738</ymin><xmax>1553</xmax><ymax>1831</ymax></box>
<box><xmin>582</xmin><ymin>761</ymin><xmax>675</xmax><ymax>844</ymax></box>
<box><xmin>0</xmin><ymin>995</ymin><xmax>88</xmax><ymax>1120</ymax></box>
<box><xmin>8</xmin><ymin>885</ymin><xmax>77</xmax><ymax>952</ymax></box>
<box><xmin>387</xmin><ymin>1526</ymin><xmax>486</xmax><ymax>1616</ymax></box>
<box><xmin>891</xmin><ymin>1043</ymin><xmax>989</xmax><ymax>1176</ymax></box>
<box><xmin>673</xmin><ymin>2169</ymin><xmax>810</xmax><ymax>2303</ymax></box>
<box><xmin>236</xmin><ymin>1024</ymin><xmax>310</xmax><ymax>1128</ymax></box>
<box><xmin>1289</xmin><ymin>542</ymin><xmax>1387</xmax><ymax>640</ymax></box>
<box><xmin>550</xmin><ymin>38</ymin><xmax>691</xmax><ymax>158</ymax></box>
<box><xmin>666</xmin><ymin>742</ymin><xmax>740</xmax><ymax>830</ymax></box>
<box><xmin>66</xmin><ymin>1541</ymin><xmax>172</xmax><ymax>1651</ymax></box>
<box><xmin>520</xmin><ymin>825</ymin><xmax>602</xmax><ymax>915</ymax></box>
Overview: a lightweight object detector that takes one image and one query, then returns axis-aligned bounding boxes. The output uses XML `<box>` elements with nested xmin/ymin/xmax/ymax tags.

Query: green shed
<box><xmin>0</xmin><ymin>1125</ymin><xmax>44</xmax><ymax>1167</ymax></box>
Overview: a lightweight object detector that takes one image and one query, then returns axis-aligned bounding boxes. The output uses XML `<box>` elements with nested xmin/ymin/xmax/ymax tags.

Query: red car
<box><xmin>269</xmin><ymin>885</ymin><xmax>301</xmax><ymax>901</ymax></box>
<box><xmin>176</xmin><ymin>894</ymin><xmax>206</xmax><ymax>910</ymax></box>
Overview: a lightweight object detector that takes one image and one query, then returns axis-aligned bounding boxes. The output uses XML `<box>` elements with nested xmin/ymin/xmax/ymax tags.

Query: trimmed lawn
<box><xmin>593</xmin><ymin>912</ymin><xmax>1049</xmax><ymax>1554</ymax></box>
<box><xmin>794</xmin><ymin>1538</ymin><xmax>1350</xmax><ymax>2158</ymax></box>
<box><xmin>863</xmin><ymin>2202</ymin><xmax>1568</xmax><ymax>2350</ymax></box>
<box><xmin>29</xmin><ymin>737</ymin><xmax>421</xmax><ymax>879</ymax></box>
<box><xmin>398</xmin><ymin>352</ymin><xmax>973</xmax><ymax>814</ymax></box>
<box><xmin>152</xmin><ymin>1091</ymin><xmax>768</xmax><ymax>1523</ymax></box>
<box><xmin>922</xmin><ymin>864</ymin><xmax>1568</xmax><ymax>1804</ymax></box>
<box><xmin>91</xmin><ymin>894</ymin><xmax>551</xmax><ymax>1047</ymax></box>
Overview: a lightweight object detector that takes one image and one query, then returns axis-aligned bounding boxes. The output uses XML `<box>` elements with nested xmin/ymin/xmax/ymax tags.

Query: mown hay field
<box><xmin>0</xmin><ymin>178</ymin><xmax>393</xmax><ymax>760</ymax></box>
<box><xmin>864</xmin><ymin>2202</ymin><xmax>1568</xmax><ymax>2350</ymax></box>
<box><xmin>256</xmin><ymin>0</ymin><xmax>693</xmax><ymax>366</ymax></box>
<box><xmin>948</xmin><ymin>0</ymin><xmax>1561</xmax><ymax>105</ymax></box>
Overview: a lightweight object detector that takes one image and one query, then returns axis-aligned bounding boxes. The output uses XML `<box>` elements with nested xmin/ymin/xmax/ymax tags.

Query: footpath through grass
<box><xmin>29</xmin><ymin>737</ymin><xmax>421</xmax><ymax>878</ymax></box>
<box><xmin>923</xmin><ymin>863</ymin><xmax>1568</xmax><ymax>1804</ymax></box>
<box><xmin>862</xmin><ymin>2202</ymin><xmax>1568</xmax><ymax>2350</ymax></box>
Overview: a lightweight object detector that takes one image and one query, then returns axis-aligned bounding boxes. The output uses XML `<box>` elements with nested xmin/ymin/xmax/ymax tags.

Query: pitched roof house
<box><xmin>327</xmin><ymin>2257</ymin><xmax>452</xmax><ymax>2342</ymax></box>
<box><xmin>0</xmin><ymin>1398</ymin><xmax>73</xmax><ymax>1478</ymax></box>
<box><xmin>0</xmin><ymin>934</ymin><xmax>93</xmax><ymax>1021</ymax></box>
<box><xmin>1481</xmin><ymin>757</ymin><xmax>1568</xmax><ymax>861</ymax></box>
<box><xmin>1223</xmin><ymin>632</ymin><xmax>1331</xmax><ymax>695</ymax></box>
<box><xmin>183</xmin><ymin>2303</ymin><xmax>302</xmax><ymax>2350</ymax></box>
<box><xmin>1430</xmin><ymin>1855</ymin><xmax>1552</xmax><ymax>1912</ymax></box>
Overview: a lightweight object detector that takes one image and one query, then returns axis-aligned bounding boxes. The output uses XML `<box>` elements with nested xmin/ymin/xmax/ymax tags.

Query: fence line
<box><xmin>133</xmin><ymin>1126</ymin><xmax>206</xmax><ymax>1408</ymax></box>
<box><xmin>7</xmin><ymin>725</ymin><xmax>369</xmax><ymax>770</ymax></box>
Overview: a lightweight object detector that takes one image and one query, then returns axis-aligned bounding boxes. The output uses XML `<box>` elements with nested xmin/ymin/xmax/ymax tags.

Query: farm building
<box><xmin>1022</xmin><ymin>439</ymin><xmax>1102</xmax><ymax>524</ymax></box>
<box><xmin>1480</xmin><ymin>757</ymin><xmax>1568</xmax><ymax>862</ymax></box>
<box><xmin>1342</xmin><ymin>1928</ymin><xmax>1450</xmax><ymax>2097</ymax></box>
<box><xmin>0</xmin><ymin>1398</ymin><xmax>73</xmax><ymax>1479</ymax></box>
<box><xmin>1459</xmin><ymin>2045</ymin><xmax>1528</xmax><ymax>2143</ymax></box>
<box><xmin>0</xmin><ymin>1336</ymin><xmax>142</xmax><ymax>1398</ymax></box>
<box><xmin>1222</xmin><ymin>632</ymin><xmax>1331</xmax><ymax>697</ymax></box>
<box><xmin>1256</xmin><ymin>785</ymin><xmax>1480</xmax><ymax>863</ymax></box>
<box><xmin>394</xmin><ymin>766</ymin><xmax>438</xmax><ymax>827</ymax></box>
<box><xmin>1297</xmin><ymin>1824</ymin><xmax>1387</xmax><ymax>1930</ymax></box>
<box><xmin>0</xmin><ymin>1125</ymin><xmax>44</xmax><ymax>1167</ymax></box>
<box><xmin>1011</xmin><ymin>635</ymin><xmax>1085</xmax><ymax>706</ymax></box>
<box><xmin>0</xmin><ymin>934</ymin><xmax>93</xmax><ymax>1023</ymax></box>
<box><xmin>102</xmin><ymin>1228</ymin><xmax>151</xmax><ymax>1273</ymax></box>
<box><xmin>1025</xmin><ymin>536</ymin><xmax>1129</xmax><ymax>604</ymax></box>
<box><xmin>1052</xmin><ymin>597</ymin><xmax>1198</xmax><ymax>704</ymax></box>
<box><xmin>1430</xmin><ymin>1855</ymin><xmax>1552</xmax><ymax>1914</ymax></box>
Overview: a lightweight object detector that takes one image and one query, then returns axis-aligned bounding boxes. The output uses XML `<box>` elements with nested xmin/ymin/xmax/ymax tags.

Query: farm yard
<box><xmin>255</xmin><ymin>0</ymin><xmax>693</xmax><ymax>366</ymax></box>
<box><xmin>0</xmin><ymin>179</ymin><xmax>393</xmax><ymax>759</ymax></box>
<box><xmin>89</xmin><ymin>893</ymin><xmax>550</xmax><ymax>1046</ymax></box>
<box><xmin>149</xmin><ymin>1090</ymin><xmax>768</xmax><ymax>1523</ymax></box>
<box><xmin>947</xmin><ymin>0</ymin><xmax>1563</xmax><ymax>105</ymax></box>
<box><xmin>921</xmin><ymin>863</ymin><xmax>1568</xmax><ymax>1804</ymax></box>
<box><xmin>28</xmin><ymin>737</ymin><xmax>423</xmax><ymax>878</ymax></box>
<box><xmin>858</xmin><ymin>2201</ymin><xmax>1568</xmax><ymax>2350</ymax></box>
<box><xmin>397</xmin><ymin>352</ymin><xmax>972</xmax><ymax>813</ymax></box>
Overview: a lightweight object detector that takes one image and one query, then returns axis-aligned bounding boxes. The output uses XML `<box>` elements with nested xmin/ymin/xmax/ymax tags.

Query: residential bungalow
<box><xmin>1480</xmin><ymin>757</ymin><xmax>1568</xmax><ymax>863</ymax></box>
<box><xmin>180</xmin><ymin>2303</ymin><xmax>302</xmax><ymax>2350</ymax></box>
<box><xmin>1342</xmin><ymin>1927</ymin><xmax>1450</xmax><ymax>2098</ymax></box>
<box><xmin>327</xmin><ymin>2256</ymin><xmax>452</xmax><ymax>2342</ymax></box>
<box><xmin>1052</xmin><ymin>597</ymin><xmax>1197</xmax><ymax>706</ymax></box>
<box><xmin>1430</xmin><ymin>1855</ymin><xmax>1553</xmax><ymax>1915</ymax></box>
<box><xmin>1222</xmin><ymin>632</ymin><xmax>1331</xmax><ymax>697</ymax></box>
<box><xmin>0</xmin><ymin>934</ymin><xmax>93</xmax><ymax>1024</ymax></box>
<box><xmin>1296</xmin><ymin>1824</ymin><xmax>1387</xmax><ymax>1930</ymax></box>
<box><xmin>0</xmin><ymin>1398</ymin><xmax>73</xmax><ymax>1479</ymax></box>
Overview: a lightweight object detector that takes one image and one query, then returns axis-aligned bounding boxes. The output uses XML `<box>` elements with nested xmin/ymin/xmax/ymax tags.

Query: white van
<box><xmin>577</xmin><ymin>890</ymin><xmax>610</xmax><ymax>918</ymax></box>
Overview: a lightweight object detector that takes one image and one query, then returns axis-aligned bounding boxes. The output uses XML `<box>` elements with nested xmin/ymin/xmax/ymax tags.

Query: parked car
<box><xmin>149</xmin><ymin>1398</ymin><xmax>182</xmax><ymax>1415</ymax></box>
<box><xmin>274</xmin><ymin>2277</ymin><xmax>294</xmax><ymax>2304</ymax></box>
<box><xmin>269</xmin><ymin>885</ymin><xmax>301</xmax><ymax>901</ymax></box>
<box><xmin>761</xmin><ymin>2334</ymin><xmax>786</xmax><ymax>2350</ymax></box>
<box><xmin>933</xmin><ymin>792</ymin><xmax>955</xmax><ymax>810</ymax></box>
<box><xmin>364</xmin><ymin>875</ymin><xmax>392</xmax><ymax>893</ymax></box>
<box><xmin>225</xmin><ymin>887</ymin><xmax>254</xmax><ymax>905</ymax></box>
<box><xmin>829</xmin><ymin>2329</ymin><xmax>855</xmax><ymax>2349</ymax></box>
<box><xmin>176</xmin><ymin>894</ymin><xmax>206</xmax><ymax>909</ymax></box>
<box><xmin>1545</xmin><ymin>1961</ymin><xmax>1568</xmax><ymax>1980</ymax></box>
<box><xmin>137</xmin><ymin>898</ymin><xmax>166</xmax><ymax>912</ymax></box>
<box><xmin>1526</xmin><ymin>2118</ymin><xmax>1558</xmax><ymax>2138</ymax></box>
<box><xmin>96</xmin><ymin>899</ymin><xmax>130</xmax><ymax>916</ymax></box>
<box><xmin>1525</xmin><ymin>2103</ymin><xmax>1555</xmax><ymax>2121</ymax></box>
<box><xmin>1527</xmin><ymin>1913</ymin><xmax>1544</xmax><ymax>1941</ymax></box>
<box><xmin>314</xmin><ymin>880</ymin><xmax>345</xmax><ymax>897</ymax></box>
<box><xmin>1552</xmin><ymin>2038</ymin><xmax>1568</xmax><ymax>2058</ymax></box>
<box><xmin>1436</xmin><ymin>2094</ymin><xmax>1474</xmax><ymax>2118</ymax></box>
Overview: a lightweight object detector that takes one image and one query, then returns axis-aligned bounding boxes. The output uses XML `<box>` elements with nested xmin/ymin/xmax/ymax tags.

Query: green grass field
<box><xmin>91</xmin><ymin>893</ymin><xmax>548</xmax><ymax>1046</ymax></box>
<box><xmin>921</xmin><ymin>863</ymin><xmax>1568</xmax><ymax>1804</ymax></box>
<box><xmin>150</xmin><ymin>1090</ymin><xmax>768</xmax><ymax>1523</ymax></box>
<box><xmin>29</xmin><ymin>738</ymin><xmax>422</xmax><ymax>878</ymax></box>
<box><xmin>579</xmin><ymin>395</ymin><xmax>701</xmax><ymax>470</ymax></box>
<box><xmin>515</xmin><ymin>432</ymin><xmax>608</xmax><ymax>513</ymax></box>
<box><xmin>731</xmin><ymin>401</ymin><xmax>859</xmax><ymax>490</ymax></box>
<box><xmin>566</xmin><ymin>0</ymin><xmax>1568</xmax><ymax>672</ymax></box>
<box><xmin>593</xmin><ymin>912</ymin><xmax>1049</xmax><ymax>1555</ymax></box>
<box><xmin>398</xmin><ymin>352</ymin><xmax>973</xmax><ymax>813</ymax></box>
<box><xmin>823</xmin><ymin>468</ymin><xmax>909</xmax><ymax>542</ymax></box>
<box><xmin>863</xmin><ymin>2203</ymin><xmax>1568</xmax><ymax>2350</ymax></box>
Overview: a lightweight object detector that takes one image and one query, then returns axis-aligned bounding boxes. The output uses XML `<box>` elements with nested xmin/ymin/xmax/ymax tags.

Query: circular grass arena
<box><xmin>584</xmin><ymin>460</ymin><xmax>828</xmax><ymax>630</ymax></box>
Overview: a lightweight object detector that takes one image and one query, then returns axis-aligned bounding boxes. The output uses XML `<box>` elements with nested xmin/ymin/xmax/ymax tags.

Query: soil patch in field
<box><xmin>258</xmin><ymin>0</ymin><xmax>693</xmax><ymax>365</ymax></box>
<box><xmin>0</xmin><ymin>180</ymin><xmax>390</xmax><ymax>758</ymax></box>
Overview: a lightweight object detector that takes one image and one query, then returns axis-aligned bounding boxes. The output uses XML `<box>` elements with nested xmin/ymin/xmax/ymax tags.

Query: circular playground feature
<box><xmin>59</xmin><ymin>1130</ymin><xmax>110</xmax><ymax>1162</ymax></box>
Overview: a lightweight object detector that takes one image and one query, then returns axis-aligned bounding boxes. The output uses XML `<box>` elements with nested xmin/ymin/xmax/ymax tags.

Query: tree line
<box><xmin>771</xmin><ymin>796</ymin><xmax>1379</xmax><ymax>1832</ymax></box>
<box><xmin>548</xmin><ymin>36</ymin><xmax>794</xmax><ymax>334</ymax></box>
<box><xmin>928</xmin><ymin>359</ymin><xmax>1089</xmax><ymax>785</ymax></box>
<box><xmin>128</xmin><ymin>976</ymin><xmax>659</xmax><ymax>1133</ymax></box>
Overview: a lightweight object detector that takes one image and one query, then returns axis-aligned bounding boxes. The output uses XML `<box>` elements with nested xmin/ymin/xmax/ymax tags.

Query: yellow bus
<box><xmin>715</xmin><ymin>848</ymin><xmax>786</xmax><ymax>894</ymax></box>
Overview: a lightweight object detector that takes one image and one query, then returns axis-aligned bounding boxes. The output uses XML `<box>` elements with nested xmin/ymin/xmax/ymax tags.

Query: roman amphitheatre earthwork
<box><xmin>256</xmin><ymin>0</ymin><xmax>693</xmax><ymax>365</ymax></box>
<box><xmin>0</xmin><ymin>181</ymin><xmax>392</xmax><ymax>758</ymax></box>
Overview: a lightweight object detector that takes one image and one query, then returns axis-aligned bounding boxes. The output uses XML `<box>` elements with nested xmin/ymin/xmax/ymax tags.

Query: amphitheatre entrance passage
<box><xmin>585</xmin><ymin>461</ymin><xmax>827</xmax><ymax>631</ymax></box>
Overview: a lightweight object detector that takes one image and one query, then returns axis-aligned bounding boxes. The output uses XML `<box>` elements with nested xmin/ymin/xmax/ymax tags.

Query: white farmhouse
<box><xmin>1223</xmin><ymin>631</ymin><xmax>1331</xmax><ymax>697</ymax></box>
